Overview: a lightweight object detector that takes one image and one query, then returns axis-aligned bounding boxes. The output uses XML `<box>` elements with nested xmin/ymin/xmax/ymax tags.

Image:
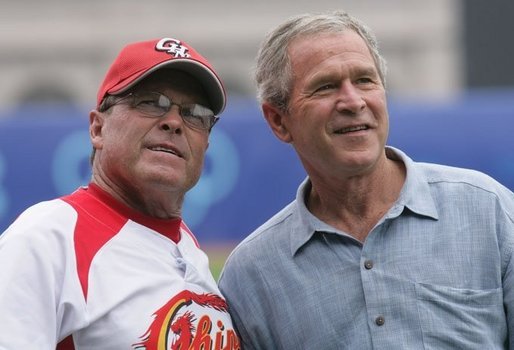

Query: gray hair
<box><xmin>254</xmin><ymin>10</ymin><xmax>387</xmax><ymax>112</ymax></box>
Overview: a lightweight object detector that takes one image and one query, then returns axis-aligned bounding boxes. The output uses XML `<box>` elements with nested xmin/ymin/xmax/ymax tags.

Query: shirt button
<box><xmin>375</xmin><ymin>316</ymin><xmax>385</xmax><ymax>326</ymax></box>
<box><xmin>364</xmin><ymin>260</ymin><xmax>374</xmax><ymax>269</ymax></box>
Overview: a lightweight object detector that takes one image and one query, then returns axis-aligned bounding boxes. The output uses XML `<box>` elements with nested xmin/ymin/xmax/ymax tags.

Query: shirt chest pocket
<box><xmin>415</xmin><ymin>282</ymin><xmax>506</xmax><ymax>349</ymax></box>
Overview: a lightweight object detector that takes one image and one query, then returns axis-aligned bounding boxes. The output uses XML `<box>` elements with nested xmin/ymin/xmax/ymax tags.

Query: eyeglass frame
<box><xmin>98</xmin><ymin>91</ymin><xmax>219</xmax><ymax>132</ymax></box>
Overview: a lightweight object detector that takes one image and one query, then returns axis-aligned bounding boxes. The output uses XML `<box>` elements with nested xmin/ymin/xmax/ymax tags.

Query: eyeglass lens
<box><xmin>117</xmin><ymin>92</ymin><xmax>217</xmax><ymax>130</ymax></box>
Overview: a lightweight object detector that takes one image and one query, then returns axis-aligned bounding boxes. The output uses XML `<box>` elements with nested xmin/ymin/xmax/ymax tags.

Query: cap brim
<box><xmin>109</xmin><ymin>59</ymin><xmax>226</xmax><ymax>115</ymax></box>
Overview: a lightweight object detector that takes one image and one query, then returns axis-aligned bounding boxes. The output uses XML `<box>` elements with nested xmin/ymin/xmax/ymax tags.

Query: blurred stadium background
<box><xmin>0</xmin><ymin>0</ymin><xmax>513</xmax><ymax>278</ymax></box>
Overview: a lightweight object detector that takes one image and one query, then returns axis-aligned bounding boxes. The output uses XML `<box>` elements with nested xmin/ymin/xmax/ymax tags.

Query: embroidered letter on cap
<box><xmin>155</xmin><ymin>38</ymin><xmax>191</xmax><ymax>58</ymax></box>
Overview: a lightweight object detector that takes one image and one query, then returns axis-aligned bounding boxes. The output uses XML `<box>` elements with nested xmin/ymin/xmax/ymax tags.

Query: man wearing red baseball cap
<box><xmin>0</xmin><ymin>37</ymin><xmax>240</xmax><ymax>350</ymax></box>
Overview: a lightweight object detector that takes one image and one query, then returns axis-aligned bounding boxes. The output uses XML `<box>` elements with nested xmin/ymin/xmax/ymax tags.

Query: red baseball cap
<box><xmin>97</xmin><ymin>37</ymin><xmax>226</xmax><ymax>115</ymax></box>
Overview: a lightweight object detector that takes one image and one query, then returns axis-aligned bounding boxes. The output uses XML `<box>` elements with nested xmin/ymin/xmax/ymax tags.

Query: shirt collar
<box><xmin>85</xmin><ymin>183</ymin><xmax>182</xmax><ymax>243</ymax></box>
<box><xmin>387</xmin><ymin>146</ymin><xmax>439</xmax><ymax>220</ymax></box>
<box><xmin>289</xmin><ymin>146</ymin><xmax>439</xmax><ymax>256</ymax></box>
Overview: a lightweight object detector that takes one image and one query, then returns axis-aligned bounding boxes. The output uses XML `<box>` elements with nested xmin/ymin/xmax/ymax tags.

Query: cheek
<box><xmin>368</xmin><ymin>91</ymin><xmax>388</xmax><ymax>113</ymax></box>
<box><xmin>286</xmin><ymin>107</ymin><xmax>325</xmax><ymax>138</ymax></box>
<box><xmin>194</xmin><ymin>142</ymin><xmax>209</xmax><ymax>164</ymax></box>
<box><xmin>189</xmin><ymin>136</ymin><xmax>209</xmax><ymax>167</ymax></box>
<box><xmin>105</xmin><ymin>129</ymin><xmax>131</xmax><ymax>152</ymax></box>
<box><xmin>113</xmin><ymin>115</ymin><xmax>149</xmax><ymax>142</ymax></box>
<box><xmin>102</xmin><ymin>124</ymin><xmax>142</xmax><ymax>162</ymax></box>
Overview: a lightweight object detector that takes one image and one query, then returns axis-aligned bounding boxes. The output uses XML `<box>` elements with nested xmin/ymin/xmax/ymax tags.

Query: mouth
<box><xmin>148</xmin><ymin>145</ymin><xmax>183</xmax><ymax>158</ymax></box>
<box><xmin>334</xmin><ymin>125</ymin><xmax>370</xmax><ymax>134</ymax></box>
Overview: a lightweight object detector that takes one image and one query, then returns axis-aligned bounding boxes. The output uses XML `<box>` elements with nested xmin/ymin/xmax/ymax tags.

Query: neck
<box><xmin>307</xmin><ymin>157</ymin><xmax>406</xmax><ymax>242</ymax></box>
<box><xmin>91</xmin><ymin>174</ymin><xmax>184</xmax><ymax>220</ymax></box>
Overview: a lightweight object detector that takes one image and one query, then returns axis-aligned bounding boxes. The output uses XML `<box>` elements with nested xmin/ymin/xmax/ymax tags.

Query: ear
<box><xmin>262</xmin><ymin>103</ymin><xmax>293</xmax><ymax>143</ymax></box>
<box><xmin>89</xmin><ymin>109</ymin><xmax>105</xmax><ymax>151</ymax></box>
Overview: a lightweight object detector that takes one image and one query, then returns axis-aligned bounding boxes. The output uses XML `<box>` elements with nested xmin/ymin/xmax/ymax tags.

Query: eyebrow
<box><xmin>351</xmin><ymin>65</ymin><xmax>379</xmax><ymax>77</ymax></box>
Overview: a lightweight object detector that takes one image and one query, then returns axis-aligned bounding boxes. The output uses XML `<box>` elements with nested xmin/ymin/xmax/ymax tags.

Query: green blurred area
<box><xmin>204</xmin><ymin>243</ymin><xmax>237</xmax><ymax>281</ymax></box>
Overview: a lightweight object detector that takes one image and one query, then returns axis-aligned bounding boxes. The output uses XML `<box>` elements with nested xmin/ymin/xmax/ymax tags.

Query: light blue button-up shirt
<box><xmin>219</xmin><ymin>147</ymin><xmax>514</xmax><ymax>350</ymax></box>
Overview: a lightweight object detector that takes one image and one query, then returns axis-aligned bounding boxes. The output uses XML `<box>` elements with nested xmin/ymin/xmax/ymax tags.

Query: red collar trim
<box><xmin>85</xmin><ymin>183</ymin><xmax>181</xmax><ymax>243</ymax></box>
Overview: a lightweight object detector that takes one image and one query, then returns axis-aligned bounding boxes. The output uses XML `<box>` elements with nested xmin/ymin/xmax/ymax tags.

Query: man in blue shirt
<box><xmin>218</xmin><ymin>10</ymin><xmax>514</xmax><ymax>349</ymax></box>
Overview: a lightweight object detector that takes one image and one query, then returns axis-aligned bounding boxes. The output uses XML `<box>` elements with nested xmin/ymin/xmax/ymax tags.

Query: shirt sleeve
<box><xmin>500</xmin><ymin>208</ymin><xmax>514</xmax><ymax>348</ymax></box>
<box><xmin>0</xmin><ymin>202</ymin><xmax>85</xmax><ymax>348</ymax></box>
<box><xmin>504</xmin><ymin>254</ymin><xmax>514</xmax><ymax>349</ymax></box>
<box><xmin>219</xmin><ymin>247</ymin><xmax>275</xmax><ymax>350</ymax></box>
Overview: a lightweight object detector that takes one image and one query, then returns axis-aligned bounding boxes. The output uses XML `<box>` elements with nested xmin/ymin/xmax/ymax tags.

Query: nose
<box><xmin>335</xmin><ymin>82</ymin><xmax>366</xmax><ymax>115</ymax></box>
<box><xmin>159</xmin><ymin>105</ymin><xmax>183</xmax><ymax>134</ymax></box>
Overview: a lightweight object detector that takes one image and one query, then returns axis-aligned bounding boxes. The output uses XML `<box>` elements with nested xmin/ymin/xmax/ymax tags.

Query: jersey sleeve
<box><xmin>0</xmin><ymin>200</ymin><xmax>86</xmax><ymax>349</ymax></box>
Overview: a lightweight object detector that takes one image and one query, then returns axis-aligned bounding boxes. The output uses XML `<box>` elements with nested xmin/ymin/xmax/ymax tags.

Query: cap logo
<box><xmin>155</xmin><ymin>38</ymin><xmax>191</xmax><ymax>58</ymax></box>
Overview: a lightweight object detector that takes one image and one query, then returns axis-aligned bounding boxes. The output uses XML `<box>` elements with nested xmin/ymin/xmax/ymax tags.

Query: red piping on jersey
<box><xmin>180</xmin><ymin>220</ymin><xmax>200</xmax><ymax>248</ymax></box>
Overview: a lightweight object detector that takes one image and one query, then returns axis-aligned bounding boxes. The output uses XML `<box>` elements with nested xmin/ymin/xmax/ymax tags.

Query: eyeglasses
<box><xmin>105</xmin><ymin>91</ymin><xmax>219</xmax><ymax>131</ymax></box>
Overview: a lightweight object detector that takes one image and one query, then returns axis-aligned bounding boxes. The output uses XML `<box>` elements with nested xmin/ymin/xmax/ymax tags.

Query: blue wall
<box><xmin>0</xmin><ymin>90</ymin><xmax>513</xmax><ymax>243</ymax></box>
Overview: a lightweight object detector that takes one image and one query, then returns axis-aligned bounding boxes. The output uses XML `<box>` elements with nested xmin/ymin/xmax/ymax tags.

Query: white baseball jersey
<box><xmin>0</xmin><ymin>184</ymin><xmax>240</xmax><ymax>349</ymax></box>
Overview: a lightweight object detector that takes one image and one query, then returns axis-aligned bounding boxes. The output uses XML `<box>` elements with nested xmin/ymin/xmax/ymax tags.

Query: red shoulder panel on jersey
<box><xmin>62</xmin><ymin>188</ymin><xmax>128</xmax><ymax>299</ymax></box>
